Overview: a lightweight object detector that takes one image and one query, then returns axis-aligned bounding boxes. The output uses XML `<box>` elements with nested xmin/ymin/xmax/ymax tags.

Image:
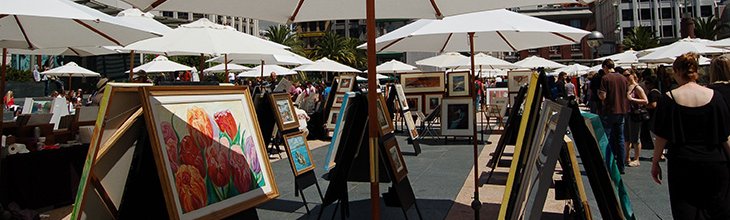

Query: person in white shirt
<box><xmin>294</xmin><ymin>104</ymin><xmax>310</xmax><ymax>136</ymax></box>
<box><xmin>33</xmin><ymin>65</ymin><xmax>41</xmax><ymax>82</ymax></box>
<box><xmin>228</xmin><ymin>72</ymin><xmax>235</xmax><ymax>83</ymax></box>
<box><xmin>565</xmin><ymin>76</ymin><xmax>577</xmax><ymax>100</ymax></box>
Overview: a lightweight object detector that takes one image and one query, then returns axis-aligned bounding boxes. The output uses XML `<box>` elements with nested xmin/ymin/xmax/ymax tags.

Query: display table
<box><xmin>0</xmin><ymin>144</ymin><xmax>88</xmax><ymax>209</ymax></box>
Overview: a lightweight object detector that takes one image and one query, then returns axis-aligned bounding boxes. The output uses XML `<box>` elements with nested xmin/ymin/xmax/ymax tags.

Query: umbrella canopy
<box><xmin>237</xmin><ymin>65</ymin><xmax>297</xmax><ymax>78</ymax></box>
<box><xmin>8</xmin><ymin>46</ymin><xmax>120</xmax><ymax>56</ymax></box>
<box><xmin>0</xmin><ymin>0</ymin><xmax>161</xmax><ymax>49</ymax></box>
<box><xmin>203</xmin><ymin>63</ymin><xmax>251</xmax><ymax>73</ymax></box>
<box><xmin>361</xmin><ymin>9</ymin><xmax>590</xmax><ymax>53</ymax></box>
<box><xmin>356</xmin><ymin>73</ymin><xmax>389</xmax><ymax>81</ymax></box>
<box><xmin>41</xmin><ymin>62</ymin><xmax>101</xmax><ymax>77</ymax></box>
<box><xmin>550</xmin><ymin>63</ymin><xmax>590</xmax><ymax>76</ymax></box>
<box><xmin>594</xmin><ymin>50</ymin><xmax>639</xmax><ymax>64</ymax></box>
<box><xmin>122</xmin><ymin>18</ymin><xmax>303</xmax><ymax>60</ymax></box>
<box><xmin>126</xmin><ymin>56</ymin><xmax>193</xmax><ymax>73</ymax></box>
<box><xmin>372</xmin><ymin>59</ymin><xmax>418</xmax><ymax>73</ymax></box>
<box><xmin>207</xmin><ymin>52</ymin><xmax>312</xmax><ymax>65</ymax></box>
<box><xmin>415</xmin><ymin>52</ymin><xmax>468</xmax><ymax>68</ymax></box>
<box><xmin>444</xmin><ymin>53</ymin><xmax>519</xmax><ymax>69</ymax></box>
<box><xmin>123</xmin><ymin>0</ymin><xmax>592</xmax><ymax>24</ymax></box>
<box><xmin>513</xmin><ymin>55</ymin><xmax>566</xmax><ymax>69</ymax></box>
<box><xmin>115</xmin><ymin>8</ymin><xmax>172</xmax><ymax>36</ymax></box>
<box><xmin>293</xmin><ymin>57</ymin><xmax>361</xmax><ymax>73</ymax></box>
<box><xmin>638</xmin><ymin>38</ymin><xmax>727</xmax><ymax>63</ymax></box>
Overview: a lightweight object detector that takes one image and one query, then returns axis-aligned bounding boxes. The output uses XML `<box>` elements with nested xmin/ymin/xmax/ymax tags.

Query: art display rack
<box><xmin>71</xmin><ymin>84</ymin><xmax>282</xmax><ymax>220</ymax></box>
<box><xmin>391</xmin><ymin>84</ymin><xmax>421</xmax><ymax>155</ymax></box>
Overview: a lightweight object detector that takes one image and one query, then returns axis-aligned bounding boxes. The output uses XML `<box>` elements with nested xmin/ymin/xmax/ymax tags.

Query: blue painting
<box><xmin>286</xmin><ymin>133</ymin><xmax>314</xmax><ymax>175</ymax></box>
<box><xmin>325</xmin><ymin>92</ymin><xmax>355</xmax><ymax>171</ymax></box>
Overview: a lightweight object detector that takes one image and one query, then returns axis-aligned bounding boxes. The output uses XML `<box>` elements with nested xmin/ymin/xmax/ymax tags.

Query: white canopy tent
<box><xmin>126</xmin><ymin>56</ymin><xmax>193</xmax><ymax>73</ymax></box>
<box><xmin>203</xmin><ymin>63</ymin><xmax>251</xmax><ymax>73</ymax></box>
<box><xmin>237</xmin><ymin>65</ymin><xmax>297</xmax><ymax>78</ymax></box>
<box><xmin>550</xmin><ymin>63</ymin><xmax>590</xmax><ymax>76</ymax></box>
<box><xmin>513</xmin><ymin>55</ymin><xmax>566</xmax><ymax>69</ymax></box>
<box><xmin>293</xmin><ymin>57</ymin><xmax>360</xmax><ymax>73</ymax></box>
<box><xmin>444</xmin><ymin>53</ymin><xmax>519</xmax><ymax>69</ymax></box>
<box><xmin>415</xmin><ymin>52</ymin><xmax>469</xmax><ymax>68</ymax></box>
<box><xmin>638</xmin><ymin>38</ymin><xmax>726</xmax><ymax>63</ymax></box>
<box><xmin>595</xmin><ymin>49</ymin><xmax>639</xmax><ymax>64</ymax></box>
<box><xmin>41</xmin><ymin>62</ymin><xmax>101</xmax><ymax>89</ymax></box>
<box><xmin>371</xmin><ymin>59</ymin><xmax>418</xmax><ymax>73</ymax></box>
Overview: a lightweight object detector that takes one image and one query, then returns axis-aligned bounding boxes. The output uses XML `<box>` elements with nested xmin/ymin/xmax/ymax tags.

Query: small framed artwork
<box><xmin>332</xmin><ymin>94</ymin><xmax>345</xmax><ymax>108</ymax></box>
<box><xmin>395</xmin><ymin>84</ymin><xmax>409</xmax><ymax>110</ymax></box>
<box><xmin>403</xmin><ymin>111</ymin><xmax>419</xmax><ymax>140</ymax></box>
<box><xmin>448</xmin><ymin>71</ymin><xmax>470</xmax><ymax>97</ymax></box>
<box><xmin>282</xmin><ymin>131</ymin><xmax>316</xmax><ymax>176</ymax></box>
<box><xmin>269</xmin><ymin>92</ymin><xmax>300</xmax><ymax>131</ymax></box>
<box><xmin>327</xmin><ymin>109</ymin><xmax>340</xmax><ymax>129</ymax></box>
<box><xmin>383</xmin><ymin>137</ymin><xmax>408</xmax><ymax>183</ymax></box>
<box><xmin>486</xmin><ymin>87</ymin><xmax>509</xmax><ymax>105</ymax></box>
<box><xmin>508</xmin><ymin>70</ymin><xmax>532</xmax><ymax>93</ymax></box>
<box><xmin>405</xmin><ymin>95</ymin><xmax>422</xmax><ymax>114</ymax></box>
<box><xmin>377</xmin><ymin>94</ymin><xmax>395</xmax><ymax>135</ymax></box>
<box><xmin>400</xmin><ymin>72</ymin><xmax>445</xmax><ymax>93</ymax></box>
<box><xmin>424</xmin><ymin>93</ymin><xmax>443</xmax><ymax>115</ymax></box>
<box><xmin>441</xmin><ymin>97</ymin><xmax>474</xmax><ymax>136</ymax></box>
<box><xmin>337</xmin><ymin>74</ymin><xmax>356</xmax><ymax>93</ymax></box>
<box><xmin>325</xmin><ymin>92</ymin><xmax>355</xmax><ymax>171</ymax></box>
<box><xmin>140</xmin><ymin>86</ymin><xmax>278</xmax><ymax>220</ymax></box>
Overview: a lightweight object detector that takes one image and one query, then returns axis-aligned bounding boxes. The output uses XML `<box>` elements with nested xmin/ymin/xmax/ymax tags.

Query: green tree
<box><xmin>694</xmin><ymin>16</ymin><xmax>729</xmax><ymax>40</ymax></box>
<box><xmin>264</xmin><ymin>25</ymin><xmax>306</xmax><ymax>55</ymax></box>
<box><xmin>622</xmin><ymin>26</ymin><xmax>660</xmax><ymax>50</ymax></box>
<box><xmin>310</xmin><ymin>32</ymin><xmax>365</xmax><ymax>69</ymax></box>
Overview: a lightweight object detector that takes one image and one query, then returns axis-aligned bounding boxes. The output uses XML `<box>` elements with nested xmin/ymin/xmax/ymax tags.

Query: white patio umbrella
<box><xmin>115</xmin><ymin>8</ymin><xmax>172</xmax><ymax>36</ymax></box>
<box><xmin>639</xmin><ymin>38</ymin><xmax>727</xmax><ymax>63</ymax></box>
<box><xmin>237</xmin><ymin>65</ymin><xmax>297</xmax><ymax>78</ymax></box>
<box><xmin>293</xmin><ymin>57</ymin><xmax>361</xmax><ymax>73</ymax></box>
<box><xmin>594</xmin><ymin>49</ymin><xmax>639</xmax><ymax>64</ymax></box>
<box><xmin>356</xmin><ymin>74</ymin><xmax>389</xmax><ymax>81</ymax></box>
<box><xmin>203</xmin><ymin>63</ymin><xmax>251</xmax><ymax>73</ymax></box>
<box><xmin>206</xmin><ymin>50</ymin><xmax>313</xmax><ymax>66</ymax></box>
<box><xmin>122</xmin><ymin>18</ymin><xmax>308</xmax><ymax>78</ymax></box>
<box><xmin>372</xmin><ymin>59</ymin><xmax>418</xmax><ymax>74</ymax></box>
<box><xmin>550</xmin><ymin>63</ymin><xmax>590</xmax><ymax>76</ymax></box>
<box><xmin>126</xmin><ymin>56</ymin><xmax>193</xmax><ymax>73</ymax></box>
<box><xmin>444</xmin><ymin>53</ymin><xmax>519</xmax><ymax>70</ymax></box>
<box><xmin>513</xmin><ymin>55</ymin><xmax>566</xmax><ymax>69</ymax></box>
<box><xmin>121</xmin><ymin>0</ymin><xmax>595</xmax><ymax>217</ymax></box>
<box><xmin>416</xmin><ymin>52</ymin><xmax>469</xmax><ymax>68</ymax></box>
<box><xmin>41</xmin><ymin>62</ymin><xmax>101</xmax><ymax>89</ymax></box>
<box><xmin>8</xmin><ymin>46</ymin><xmax>120</xmax><ymax>57</ymax></box>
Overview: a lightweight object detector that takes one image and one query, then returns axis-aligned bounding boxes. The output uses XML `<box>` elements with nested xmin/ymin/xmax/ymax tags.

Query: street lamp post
<box><xmin>586</xmin><ymin>31</ymin><xmax>605</xmax><ymax>59</ymax></box>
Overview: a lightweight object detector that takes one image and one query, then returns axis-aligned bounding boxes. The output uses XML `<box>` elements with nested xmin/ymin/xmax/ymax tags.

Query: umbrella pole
<box><xmin>260</xmin><ymin>60</ymin><xmax>264</xmax><ymax>78</ymax></box>
<box><xmin>224</xmin><ymin>54</ymin><xmax>229</xmax><ymax>77</ymax></box>
<box><xmin>1</xmin><ymin>48</ymin><xmax>6</xmax><ymax>138</ymax></box>
<box><xmin>199</xmin><ymin>54</ymin><xmax>205</xmax><ymax>75</ymax></box>
<box><xmin>366</xmin><ymin>0</ymin><xmax>381</xmax><ymax>219</ymax></box>
<box><xmin>68</xmin><ymin>75</ymin><xmax>72</xmax><ymax>91</ymax></box>
<box><xmin>468</xmin><ymin>32</ymin><xmax>481</xmax><ymax>220</ymax></box>
<box><xmin>129</xmin><ymin>50</ymin><xmax>135</xmax><ymax>81</ymax></box>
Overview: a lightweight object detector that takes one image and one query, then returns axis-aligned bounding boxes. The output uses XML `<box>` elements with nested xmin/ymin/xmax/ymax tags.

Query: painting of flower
<box><xmin>145</xmin><ymin>87</ymin><xmax>278</xmax><ymax>220</ymax></box>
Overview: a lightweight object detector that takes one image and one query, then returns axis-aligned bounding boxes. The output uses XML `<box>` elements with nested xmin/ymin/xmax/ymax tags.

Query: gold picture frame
<box><xmin>377</xmin><ymin>94</ymin><xmax>395</xmax><ymax>135</ymax></box>
<box><xmin>269</xmin><ymin>92</ymin><xmax>299</xmax><ymax>131</ymax></box>
<box><xmin>447</xmin><ymin>71</ymin><xmax>470</xmax><ymax>97</ymax></box>
<box><xmin>400</xmin><ymin>72</ymin><xmax>445</xmax><ymax>93</ymax></box>
<box><xmin>140</xmin><ymin>86</ymin><xmax>279</xmax><ymax>220</ymax></box>
<box><xmin>282</xmin><ymin>131</ymin><xmax>316</xmax><ymax>176</ymax></box>
<box><xmin>383</xmin><ymin>137</ymin><xmax>408</xmax><ymax>183</ymax></box>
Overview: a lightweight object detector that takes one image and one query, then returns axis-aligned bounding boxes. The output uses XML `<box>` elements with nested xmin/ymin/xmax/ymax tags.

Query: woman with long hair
<box><xmin>4</xmin><ymin>90</ymin><xmax>14</xmax><ymax>109</ymax></box>
<box><xmin>624</xmin><ymin>68</ymin><xmax>648</xmax><ymax>167</ymax></box>
<box><xmin>709</xmin><ymin>54</ymin><xmax>730</xmax><ymax>109</ymax></box>
<box><xmin>652</xmin><ymin>52</ymin><xmax>730</xmax><ymax>218</ymax></box>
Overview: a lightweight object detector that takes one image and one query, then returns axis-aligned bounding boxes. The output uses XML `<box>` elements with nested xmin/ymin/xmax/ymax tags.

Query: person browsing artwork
<box><xmin>651</xmin><ymin>52</ymin><xmax>730</xmax><ymax>219</ymax></box>
<box><xmin>598</xmin><ymin>59</ymin><xmax>630</xmax><ymax>174</ymax></box>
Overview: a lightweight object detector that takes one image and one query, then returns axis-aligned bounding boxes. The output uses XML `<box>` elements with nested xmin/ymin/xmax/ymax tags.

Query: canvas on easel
<box><xmin>324</xmin><ymin>92</ymin><xmax>356</xmax><ymax>171</ymax></box>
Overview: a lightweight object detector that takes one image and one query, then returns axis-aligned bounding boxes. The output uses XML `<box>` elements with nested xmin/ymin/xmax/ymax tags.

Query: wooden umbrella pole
<box><xmin>224</xmin><ymin>54</ymin><xmax>229</xmax><ymax>77</ymax></box>
<box><xmin>1</xmin><ymin>48</ymin><xmax>7</xmax><ymax>137</ymax></box>
<box><xmin>199</xmin><ymin>54</ymin><xmax>205</xmax><ymax>74</ymax></box>
<box><xmin>366</xmin><ymin>0</ymin><xmax>380</xmax><ymax>219</ymax></box>
<box><xmin>129</xmin><ymin>50</ymin><xmax>135</xmax><ymax>81</ymax></box>
<box><xmin>260</xmin><ymin>60</ymin><xmax>264</xmax><ymax>78</ymax></box>
<box><xmin>468</xmin><ymin>32</ymin><xmax>481</xmax><ymax>220</ymax></box>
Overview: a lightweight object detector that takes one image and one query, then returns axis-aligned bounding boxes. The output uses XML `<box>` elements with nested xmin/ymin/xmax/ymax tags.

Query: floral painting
<box><xmin>147</xmin><ymin>91</ymin><xmax>276</xmax><ymax>219</ymax></box>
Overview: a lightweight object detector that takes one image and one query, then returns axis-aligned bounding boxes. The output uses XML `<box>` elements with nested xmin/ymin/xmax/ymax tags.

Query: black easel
<box><xmin>380</xmin><ymin>134</ymin><xmax>423</xmax><ymax>220</ymax></box>
<box><xmin>293</xmin><ymin>170</ymin><xmax>324</xmax><ymax>215</ymax></box>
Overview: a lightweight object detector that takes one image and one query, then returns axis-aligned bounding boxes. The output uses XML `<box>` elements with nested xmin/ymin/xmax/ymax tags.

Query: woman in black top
<box><xmin>652</xmin><ymin>52</ymin><xmax>730</xmax><ymax>219</ymax></box>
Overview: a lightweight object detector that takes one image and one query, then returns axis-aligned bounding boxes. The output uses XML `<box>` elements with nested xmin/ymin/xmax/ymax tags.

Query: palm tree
<box><xmin>310</xmin><ymin>32</ymin><xmax>365</xmax><ymax>69</ymax></box>
<box><xmin>622</xmin><ymin>26</ymin><xmax>660</xmax><ymax>50</ymax></box>
<box><xmin>694</xmin><ymin>17</ymin><xmax>729</xmax><ymax>40</ymax></box>
<box><xmin>264</xmin><ymin>25</ymin><xmax>306</xmax><ymax>55</ymax></box>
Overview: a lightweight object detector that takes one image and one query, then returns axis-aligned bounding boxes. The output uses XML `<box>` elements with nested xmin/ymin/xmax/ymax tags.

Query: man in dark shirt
<box><xmin>556</xmin><ymin>72</ymin><xmax>567</xmax><ymax>99</ymax></box>
<box><xmin>598</xmin><ymin>59</ymin><xmax>630</xmax><ymax>173</ymax></box>
<box><xmin>589</xmin><ymin>70</ymin><xmax>604</xmax><ymax>113</ymax></box>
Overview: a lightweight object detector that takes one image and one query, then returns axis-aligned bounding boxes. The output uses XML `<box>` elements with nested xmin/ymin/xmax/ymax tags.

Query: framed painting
<box><xmin>269</xmin><ymin>92</ymin><xmax>299</xmax><ymax>131</ymax></box>
<box><xmin>486</xmin><ymin>87</ymin><xmax>509</xmax><ymax>105</ymax></box>
<box><xmin>140</xmin><ymin>86</ymin><xmax>278</xmax><ymax>220</ymax></box>
<box><xmin>282</xmin><ymin>131</ymin><xmax>315</xmax><ymax>176</ymax></box>
<box><xmin>508</xmin><ymin>70</ymin><xmax>532</xmax><ymax>93</ymax></box>
<box><xmin>327</xmin><ymin>108</ymin><xmax>340</xmax><ymax>129</ymax></box>
<box><xmin>337</xmin><ymin>74</ymin><xmax>356</xmax><ymax>93</ymax></box>
<box><xmin>395</xmin><ymin>84</ymin><xmax>408</xmax><ymax>111</ymax></box>
<box><xmin>376</xmin><ymin>94</ymin><xmax>395</xmax><ymax>135</ymax></box>
<box><xmin>332</xmin><ymin>94</ymin><xmax>345</xmax><ymax>108</ymax></box>
<box><xmin>448</xmin><ymin>71</ymin><xmax>470</xmax><ymax>97</ymax></box>
<box><xmin>405</xmin><ymin>95</ymin><xmax>422</xmax><ymax>114</ymax></box>
<box><xmin>325</xmin><ymin>92</ymin><xmax>355</xmax><ymax>171</ymax></box>
<box><xmin>403</xmin><ymin>111</ymin><xmax>419</xmax><ymax>140</ymax></box>
<box><xmin>424</xmin><ymin>93</ymin><xmax>443</xmax><ymax>115</ymax></box>
<box><xmin>440</xmin><ymin>97</ymin><xmax>473</xmax><ymax>136</ymax></box>
<box><xmin>400</xmin><ymin>72</ymin><xmax>445</xmax><ymax>93</ymax></box>
<box><xmin>382</xmin><ymin>137</ymin><xmax>408</xmax><ymax>183</ymax></box>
